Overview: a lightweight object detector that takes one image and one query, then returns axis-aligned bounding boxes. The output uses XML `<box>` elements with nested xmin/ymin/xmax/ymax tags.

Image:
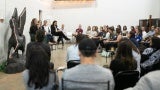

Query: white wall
<box><xmin>47</xmin><ymin>0</ymin><xmax>160</xmax><ymax>33</ymax></box>
<box><xmin>0</xmin><ymin>0</ymin><xmax>160</xmax><ymax>62</ymax></box>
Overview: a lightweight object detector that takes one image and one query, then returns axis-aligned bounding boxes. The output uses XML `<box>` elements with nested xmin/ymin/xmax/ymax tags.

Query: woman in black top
<box><xmin>110</xmin><ymin>40</ymin><xmax>137</xmax><ymax>76</ymax></box>
<box><xmin>29</xmin><ymin>18</ymin><xmax>38</xmax><ymax>42</ymax></box>
<box><xmin>51</xmin><ymin>20</ymin><xmax>70</xmax><ymax>45</ymax></box>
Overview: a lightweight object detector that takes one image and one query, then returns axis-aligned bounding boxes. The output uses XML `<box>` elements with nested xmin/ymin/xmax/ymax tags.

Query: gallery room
<box><xmin>0</xmin><ymin>0</ymin><xmax>160</xmax><ymax>90</ymax></box>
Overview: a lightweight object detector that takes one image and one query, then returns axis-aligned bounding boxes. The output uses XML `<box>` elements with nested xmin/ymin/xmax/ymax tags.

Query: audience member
<box><xmin>66</xmin><ymin>34</ymin><xmax>85</xmax><ymax>68</ymax></box>
<box><xmin>141</xmin><ymin>36</ymin><xmax>160</xmax><ymax>76</ymax></box>
<box><xmin>147</xmin><ymin>25</ymin><xmax>155</xmax><ymax>37</ymax></box>
<box><xmin>141</xmin><ymin>26</ymin><xmax>148</xmax><ymax>40</ymax></box>
<box><xmin>73</xmin><ymin>24</ymin><xmax>83</xmax><ymax>36</ymax></box>
<box><xmin>135</xmin><ymin>26</ymin><xmax>142</xmax><ymax>42</ymax></box>
<box><xmin>42</xmin><ymin>20</ymin><xmax>55</xmax><ymax>44</ymax></box>
<box><xmin>86</xmin><ymin>26</ymin><xmax>92</xmax><ymax>36</ymax></box>
<box><xmin>128</xmin><ymin>31</ymin><xmax>139</xmax><ymax>47</ymax></box>
<box><xmin>122</xmin><ymin>25</ymin><xmax>128</xmax><ymax>36</ymax></box>
<box><xmin>26</xmin><ymin>30</ymin><xmax>51</xmax><ymax>69</ymax></box>
<box><xmin>62</xmin><ymin>39</ymin><xmax>115</xmax><ymax>90</ymax></box>
<box><xmin>125</xmin><ymin>70</ymin><xmax>160</xmax><ymax>90</ymax></box>
<box><xmin>23</xmin><ymin>45</ymin><xmax>59</xmax><ymax>90</ymax></box>
<box><xmin>120</xmin><ymin>38</ymin><xmax>141</xmax><ymax>72</ymax></box>
<box><xmin>29</xmin><ymin>18</ymin><xmax>39</xmax><ymax>42</ymax></box>
<box><xmin>110</xmin><ymin>40</ymin><xmax>137</xmax><ymax>76</ymax></box>
<box><xmin>154</xmin><ymin>27</ymin><xmax>160</xmax><ymax>38</ymax></box>
<box><xmin>131</xmin><ymin>26</ymin><xmax>135</xmax><ymax>33</ymax></box>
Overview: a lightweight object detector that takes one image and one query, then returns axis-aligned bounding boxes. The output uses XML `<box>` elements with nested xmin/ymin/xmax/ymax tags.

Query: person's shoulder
<box><xmin>145</xmin><ymin>70</ymin><xmax>160</xmax><ymax>78</ymax></box>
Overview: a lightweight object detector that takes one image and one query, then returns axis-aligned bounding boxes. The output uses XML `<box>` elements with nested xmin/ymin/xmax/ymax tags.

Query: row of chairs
<box><xmin>57</xmin><ymin>60</ymin><xmax>139</xmax><ymax>90</ymax></box>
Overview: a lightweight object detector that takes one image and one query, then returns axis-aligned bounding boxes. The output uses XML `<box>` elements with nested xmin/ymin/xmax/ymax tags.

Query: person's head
<box><xmin>78</xmin><ymin>24</ymin><xmax>82</xmax><ymax>29</ymax></box>
<box><xmin>115</xmin><ymin>40</ymin><xmax>136</xmax><ymax>69</ymax></box>
<box><xmin>151</xmin><ymin>26</ymin><xmax>155</xmax><ymax>30</ymax></box>
<box><xmin>108</xmin><ymin>27</ymin><xmax>114</xmax><ymax>33</ymax></box>
<box><xmin>35</xmin><ymin>29</ymin><xmax>45</xmax><ymax>42</ymax></box>
<box><xmin>61</xmin><ymin>24</ymin><xmax>64</xmax><ymax>29</ymax></box>
<box><xmin>92</xmin><ymin>26</ymin><xmax>96</xmax><ymax>31</ymax></box>
<box><xmin>116</xmin><ymin>28</ymin><xmax>121</xmax><ymax>35</ymax></box>
<box><xmin>100</xmin><ymin>26</ymin><xmax>103</xmax><ymax>31</ymax></box>
<box><xmin>120</xmin><ymin>38</ymin><xmax>140</xmax><ymax>54</ymax></box>
<box><xmin>76</xmin><ymin>34</ymin><xmax>85</xmax><ymax>45</ymax></box>
<box><xmin>117</xmin><ymin>25</ymin><xmax>121</xmax><ymax>30</ymax></box>
<box><xmin>31</xmin><ymin>18</ymin><xmax>38</xmax><ymax>26</ymax></box>
<box><xmin>43</xmin><ymin>20</ymin><xmax>48</xmax><ymax>26</ymax></box>
<box><xmin>128</xmin><ymin>31</ymin><xmax>135</xmax><ymax>38</ymax></box>
<box><xmin>150</xmin><ymin>36</ymin><xmax>160</xmax><ymax>49</ymax></box>
<box><xmin>78</xmin><ymin>39</ymin><xmax>97</xmax><ymax>59</ymax></box>
<box><xmin>141</xmin><ymin>27</ymin><xmax>145</xmax><ymax>31</ymax></box>
<box><xmin>87</xmin><ymin>26</ymin><xmax>91</xmax><ymax>31</ymax></box>
<box><xmin>52</xmin><ymin>20</ymin><xmax>57</xmax><ymax>26</ymax></box>
<box><xmin>123</xmin><ymin>25</ymin><xmax>127</xmax><ymax>31</ymax></box>
<box><xmin>135</xmin><ymin>26</ymin><xmax>141</xmax><ymax>34</ymax></box>
<box><xmin>27</xmin><ymin>45</ymin><xmax>50</xmax><ymax>89</ymax></box>
<box><xmin>155</xmin><ymin>27</ymin><xmax>160</xmax><ymax>35</ymax></box>
<box><xmin>131</xmin><ymin>26</ymin><xmax>135</xmax><ymax>31</ymax></box>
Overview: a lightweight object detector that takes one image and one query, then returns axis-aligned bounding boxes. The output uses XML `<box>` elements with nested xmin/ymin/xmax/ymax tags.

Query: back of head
<box><xmin>151</xmin><ymin>36</ymin><xmax>160</xmax><ymax>49</ymax></box>
<box><xmin>115</xmin><ymin>41</ymin><xmax>136</xmax><ymax>69</ymax></box>
<box><xmin>76</xmin><ymin>34</ymin><xmax>85</xmax><ymax>44</ymax></box>
<box><xmin>78</xmin><ymin>39</ymin><xmax>97</xmax><ymax>57</ymax></box>
<box><xmin>129</xmin><ymin>31</ymin><xmax>135</xmax><ymax>38</ymax></box>
<box><xmin>27</xmin><ymin>45</ymin><xmax>50</xmax><ymax>89</ymax></box>
<box><xmin>35</xmin><ymin>29</ymin><xmax>45</xmax><ymax>42</ymax></box>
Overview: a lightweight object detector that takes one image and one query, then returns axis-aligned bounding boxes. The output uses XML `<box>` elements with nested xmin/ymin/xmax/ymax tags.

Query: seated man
<box><xmin>62</xmin><ymin>39</ymin><xmax>115</xmax><ymax>90</ymax></box>
<box><xmin>72</xmin><ymin>24</ymin><xmax>83</xmax><ymax>36</ymax></box>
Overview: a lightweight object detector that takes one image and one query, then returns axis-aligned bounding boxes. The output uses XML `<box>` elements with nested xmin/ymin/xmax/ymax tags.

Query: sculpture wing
<box><xmin>18</xmin><ymin>7</ymin><xmax>26</xmax><ymax>34</ymax></box>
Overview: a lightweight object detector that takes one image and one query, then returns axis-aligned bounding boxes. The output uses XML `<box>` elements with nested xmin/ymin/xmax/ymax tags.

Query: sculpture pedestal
<box><xmin>5</xmin><ymin>54</ymin><xmax>25</xmax><ymax>74</ymax></box>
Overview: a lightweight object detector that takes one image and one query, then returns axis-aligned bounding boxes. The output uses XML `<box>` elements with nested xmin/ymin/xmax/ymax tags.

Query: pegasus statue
<box><xmin>8</xmin><ymin>8</ymin><xmax>26</xmax><ymax>60</ymax></box>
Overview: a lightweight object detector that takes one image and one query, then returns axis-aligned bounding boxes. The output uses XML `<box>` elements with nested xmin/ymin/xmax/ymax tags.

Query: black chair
<box><xmin>67</xmin><ymin>60</ymin><xmax>80</xmax><ymax>69</ymax></box>
<box><xmin>114</xmin><ymin>70</ymin><xmax>139</xmax><ymax>90</ymax></box>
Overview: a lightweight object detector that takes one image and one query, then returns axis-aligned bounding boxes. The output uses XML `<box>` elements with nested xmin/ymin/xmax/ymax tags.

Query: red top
<box><xmin>76</xmin><ymin>28</ymin><xmax>83</xmax><ymax>34</ymax></box>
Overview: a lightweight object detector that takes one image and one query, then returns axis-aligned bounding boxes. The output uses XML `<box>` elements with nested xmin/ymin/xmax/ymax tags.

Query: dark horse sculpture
<box><xmin>8</xmin><ymin>8</ymin><xmax>26</xmax><ymax>60</ymax></box>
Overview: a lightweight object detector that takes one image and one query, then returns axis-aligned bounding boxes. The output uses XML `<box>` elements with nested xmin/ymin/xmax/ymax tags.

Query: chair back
<box><xmin>114</xmin><ymin>70</ymin><xmax>139</xmax><ymax>90</ymax></box>
<box><xmin>67</xmin><ymin>60</ymin><xmax>80</xmax><ymax>69</ymax></box>
<box><xmin>62</xmin><ymin>78</ymin><xmax>110</xmax><ymax>90</ymax></box>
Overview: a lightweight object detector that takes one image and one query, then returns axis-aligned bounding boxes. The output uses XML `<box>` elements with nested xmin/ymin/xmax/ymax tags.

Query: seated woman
<box><xmin>51</xmin><ymin>20</ymin><xmax>70</xmax><ymax>45</ymax></box>
<box><xmin>141</xmin><ymin>36</ymin><xmax>160</xmax><ymax>76</ymax></box>
<box><xmin>23</xmin><ymin>45</ymin><xmax>59</xmax><ymax>90</ymax></box>
<box><xmin>120</xmin><ymin>38</ymin><xmax>141</xmax><ymax>73</ymax></box>
<box><xmin>154</xmin><ymin>27</ymin><xmax>160</xmax><ymax>38</ymax></box>
<box><xmin>110</xmin><ymin>40</ymin><xmax>137</xmax><ymax>77</ymax></box>
<box><xmin>86</xmin><ymin>26</ymin><xmax>92</xmax><ymax>36</ymax></box>
<box><xmin>66</xmin><ymin>34</ymin><xmax>85</xmax><ymax>68</ymax></box>
<box><xmin>104</xmin><ymin>27</ymin><xmax>122</xmax><ymax>51</ymax></box>
<box><xmin>122</xmin><ymin>25</ymin><xmax>128</xmax><ymax>37</ymax></box>
<box><xmin>128</xmin><ymin>31</ymin><xmax>139</xmax><ymax>48</ymax></box>
<box><xmin>135</xmin><ymin>26</ymin><xmax>142</xmax><ymax>43</ymax></box>
<box><xmin>72</xmin><ymin>24</ymin><xmax>83</xmax><ymax>36</ymax></box>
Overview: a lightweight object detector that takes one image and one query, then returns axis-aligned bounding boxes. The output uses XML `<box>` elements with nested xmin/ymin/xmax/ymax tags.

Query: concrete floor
<box><xmin>0</xmin><ymin>44</ymin><xmax>110</xmax><ymax>90</ymax></box>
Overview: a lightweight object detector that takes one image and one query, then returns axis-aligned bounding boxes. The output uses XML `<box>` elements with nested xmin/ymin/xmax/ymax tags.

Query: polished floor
<box><xmin>0</xmin><ymin>44</ymin><xmax>111</xmax><ymax>90</ymax></box>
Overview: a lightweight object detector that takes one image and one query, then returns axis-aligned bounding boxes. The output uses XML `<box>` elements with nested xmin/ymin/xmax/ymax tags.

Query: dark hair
<box><xmin>116</xmin><ymin>28</ymin><xmax>121</xmax><ymax>34</ymax></box>
<box><xmin>123</xmin><ymin>25</ymin><xmax>127</xmax><ymax>30</ymax></box>
<box><xmin>117</xmin><ymin>25</ymin><xmax>121</xmax><ymax>30</ymax></box>
<box><xmin>129</xmin><ymin>31</ymin><xmax>135</xmax><ymax>38</ymax></box>
<box><xmin>76</xmin><ymin>34</ymin><xmax>85</xmax><ymax>45</ymax></box>
<box><xmin>52</xmin><ymin>20</ymin><xmax>57</xmax><ymax>26</ymax></box>
<box><xmin>120</xmin><ymin>38</ymin><xmax>140</xmax><ymax>54</ymax></box>
<box><xmin>27</xmin><ymin>45</ymin><xmax>50</xmax><ymax>89</ymax></box>
<box><xmin>115</xmin><ymin>41</ymin><xmax>137</xmax><ymax>69</ymax></box>
<box><xmin>31</xmin><ymin>18</ymin><xmax>37</xmax><ymax>26</ymax></box>
<box><xmin>50</xmin><ymin>62</ymin><xmax>54</xmax><ymax>70</ymax></box>
<box><xmin>35</xmin><ymin>30</ymin><xmax>45</xmax><ymax>42</ymax></box>
<box><xmin>78</xmin><ymin>39</ymin><xmax>97</xmax><ymax>57</ymax></box>
<box><xmin>151</xmin><ymin>36</ymin><xmax>160</xmax><ymax>49</ymax></box>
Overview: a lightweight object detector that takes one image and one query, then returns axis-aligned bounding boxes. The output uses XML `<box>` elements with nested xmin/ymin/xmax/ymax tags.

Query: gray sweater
<box><xmin>62</xmin><ymin>64</ymin><xmax>115</xmax><ymax>90</ymax></box>
<box><xmin>23</xmin><ymin>69</ymin><xmax>59</xmax><ymax>90</ymax></box>
<box><xmin>125</xmin><ymin>70</ymin><xmax>160</xmax><ymax>90</ymax></box>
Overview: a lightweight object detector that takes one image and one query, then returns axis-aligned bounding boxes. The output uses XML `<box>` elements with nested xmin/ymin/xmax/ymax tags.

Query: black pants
<box><xmin>105</xmin><ymin>42</ymin><xmax>117</xmax><ymax>51</ymax></box>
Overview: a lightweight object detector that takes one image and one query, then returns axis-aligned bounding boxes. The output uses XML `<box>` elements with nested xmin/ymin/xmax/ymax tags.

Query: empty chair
<box><xmin>114</xmin><ymin>70</ymin><xmax>139</xmax><ymax>90</ymax></box>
